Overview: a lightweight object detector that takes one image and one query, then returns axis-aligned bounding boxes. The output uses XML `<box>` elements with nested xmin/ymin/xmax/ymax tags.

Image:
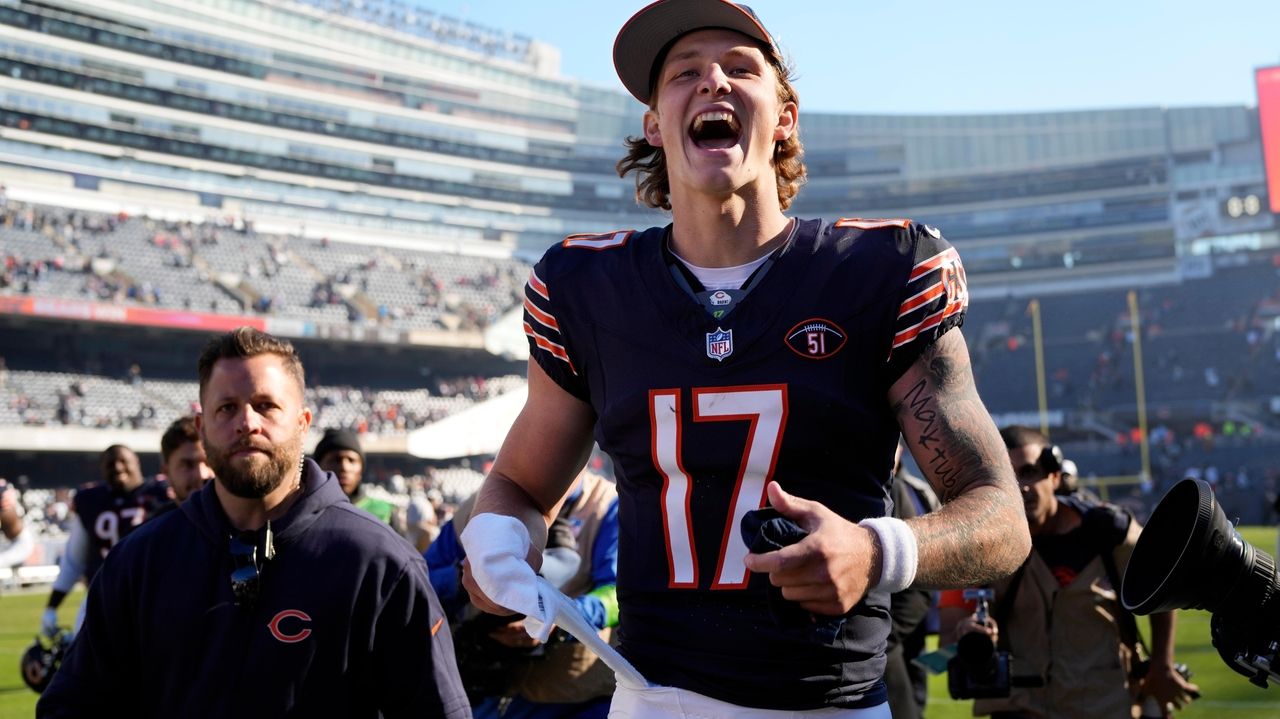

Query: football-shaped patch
<box><xmin>785</xmin><ymin>319</ymin><xmax>847</xmax><ymax>360</ymax></box>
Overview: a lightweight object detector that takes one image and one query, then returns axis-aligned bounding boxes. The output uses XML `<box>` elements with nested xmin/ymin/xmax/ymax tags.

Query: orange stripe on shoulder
<box><xmin>835</xmin><ymin>217</ymin><xmax>912</xmax><ymax>230</ymax></box>
<box><xmin>524</xmin><ymin>297</ymin><xmax>559</xmax><ymax>331</ymax></box>
<box><xmin>527</xmin><ymin>269</ymin><xmax>550</xmax><ymax>300</ymax></box>
<box><xmin>523</xmin><ymin>322</ymin><xmax>578</xmax><ymax>375</ymax></box>
<box><xmin>909</xmin><ymin>247</ymin><xmax>960</xmax><ymax>282</ymax></box>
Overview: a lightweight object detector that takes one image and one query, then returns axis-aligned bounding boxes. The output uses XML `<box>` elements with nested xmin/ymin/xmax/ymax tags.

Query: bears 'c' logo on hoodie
<box><xmin>269</xmin><ymin>609</ymin><xmax>312</xmax><ymax>643</ymax></box>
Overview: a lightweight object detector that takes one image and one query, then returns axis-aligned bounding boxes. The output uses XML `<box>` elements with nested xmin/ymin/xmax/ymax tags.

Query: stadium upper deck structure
<box><xmin>0</xmin><ymin>0</ymin><xmax>1278</xmax><ymax>480</ymax></box>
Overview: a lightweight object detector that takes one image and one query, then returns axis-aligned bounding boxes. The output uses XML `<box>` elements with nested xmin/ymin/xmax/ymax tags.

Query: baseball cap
<box><xmin>613</xmin><ymin>0</ymin><xmax>778</xmax><ymax>104</ymax></box>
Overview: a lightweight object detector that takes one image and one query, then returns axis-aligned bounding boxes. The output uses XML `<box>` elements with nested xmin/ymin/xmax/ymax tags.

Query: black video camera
<box><xmin>451</xmin><ymin>610</ymin><xmax>561</xmax><ymax>702</ymax></box>
<box><xmin>1122</xmin><ymin>478</ymin><xmax>1280</xmax><ymax>688</ymax></box>
<box><xmin>947</xmin><ymin>588</ymin><xmax>1044</xmax><ymax>699</ymax></box>
<box><xmin>947</xmin><ymin>588</ymin><xmax>1011</xmax><ymax>699</ymax></box>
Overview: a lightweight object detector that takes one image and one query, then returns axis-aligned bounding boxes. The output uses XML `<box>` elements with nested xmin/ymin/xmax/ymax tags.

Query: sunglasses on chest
<box><xmin>229</xmin><ymin>520</ymin><xmax>275</xmax><ymax>609</ymax></box>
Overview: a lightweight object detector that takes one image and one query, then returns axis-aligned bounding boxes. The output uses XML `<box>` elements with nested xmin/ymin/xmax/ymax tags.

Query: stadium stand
<box><xmin>2</xmin><ymin>201</ymin><xmax>530</xmax><ymax>331</ymax></box>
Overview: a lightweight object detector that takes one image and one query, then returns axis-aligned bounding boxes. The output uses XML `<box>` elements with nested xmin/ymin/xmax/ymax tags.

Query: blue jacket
<box><xmin>39</xmin><ymin>459</ymin><xmax>470</xmax><ymax>719</ymax></box>
<box><xmin>426</xmin><ymin>485</ymin><xmax>619</xmax><ymax>630</ymax></box>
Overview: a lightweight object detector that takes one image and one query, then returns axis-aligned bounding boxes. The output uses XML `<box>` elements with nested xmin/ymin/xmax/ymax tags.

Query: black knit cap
<box><xmin>313</xmin><ymin>428</ymin><xmax>363</xmax><ymax>462</ymax></box>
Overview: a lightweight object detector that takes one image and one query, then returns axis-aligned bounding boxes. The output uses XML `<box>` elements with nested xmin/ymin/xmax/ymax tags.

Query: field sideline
<box><xmin>1</xmin><ymin>530</ymin><xmax>1279</xmax><ymax>717</ymax></box>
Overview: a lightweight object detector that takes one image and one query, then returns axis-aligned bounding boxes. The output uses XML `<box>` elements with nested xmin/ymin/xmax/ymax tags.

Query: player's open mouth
<box><xmin>689</xmin><ymin>111</ymin><xmax>741</xmax><ymax>150</ymax></box>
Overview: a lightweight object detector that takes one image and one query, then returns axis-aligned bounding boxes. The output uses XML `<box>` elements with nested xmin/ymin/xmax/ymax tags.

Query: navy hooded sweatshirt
<box><xmin>39</xmin><ymin>459</ymin><xmax>471</xmax><ymax>719</ymax></box>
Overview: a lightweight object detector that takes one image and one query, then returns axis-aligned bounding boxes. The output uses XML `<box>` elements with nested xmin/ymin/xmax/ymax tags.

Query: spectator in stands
<box><xmin>940</xmin><ymin>425</ymin><xmax>1197</xmax><ymax>718</ymax></box>
<box><xmin>312</xmin><ymin>428</ymin><xmax>395</xmax><ymax>525</ymax></box>
<box><xmin>159</xmin><ymin>416</ymin><xmax>215</xmax><ymax>504</ymax></box>
<box><xmin>428</xmin><ymin>468</ymin><xmax>619</xmax><ymax>718</ymax></box>
<box><xmin>884</xmin><ymin>444</ymin><xmax>940</xmax><ymax>719</ymax></box>
<box><xmin>40</xmin><ymin>445</ymin><xmax>170</xmax><ymax>641</ymax></box>
<box><xmin>38</xmin><ymin>327</ymin><xmax>470</xmax><ymax>717</ymax></box>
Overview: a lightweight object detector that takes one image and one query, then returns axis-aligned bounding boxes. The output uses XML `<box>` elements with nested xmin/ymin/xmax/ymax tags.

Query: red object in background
<box><xmin>1258</xmin><ymin>66</ymin><xmax>1280</xmax><ymax>214</ymax></box>
<box><xmin>1193</xmin><ymin>421</ymin><xmax>1214</xmax><ymax>440</ymax></box>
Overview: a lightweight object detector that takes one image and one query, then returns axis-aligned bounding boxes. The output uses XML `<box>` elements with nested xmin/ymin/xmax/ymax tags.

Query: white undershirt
<box><xmin>671</xmin><ymin>250</ymin><xmax>772</xmax><ymax>291</ymax></box>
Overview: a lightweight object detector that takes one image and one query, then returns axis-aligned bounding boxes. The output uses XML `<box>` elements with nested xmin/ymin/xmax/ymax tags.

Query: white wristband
<box><xmin>858</xmin><ymin>516</ymin><xmax>918</xmax><ymax>593</ymax></box>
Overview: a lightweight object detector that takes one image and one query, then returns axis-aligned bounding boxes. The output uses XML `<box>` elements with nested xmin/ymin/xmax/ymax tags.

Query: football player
<box><xmin>458</xmin><ymin>1</ymin><xmax>1032</xmax><ymax>717</ymax></box>
<box><xmin>41</xmin><ymin>444</ymin><xmax>169</xmax><ymax>639</ymax></box>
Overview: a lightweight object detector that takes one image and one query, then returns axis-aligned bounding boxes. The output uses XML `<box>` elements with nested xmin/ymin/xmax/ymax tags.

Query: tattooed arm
<box><xmin>888</xmin><ymin>329</ymin><xmax>1030</xmax><ymax>589</ymax></box>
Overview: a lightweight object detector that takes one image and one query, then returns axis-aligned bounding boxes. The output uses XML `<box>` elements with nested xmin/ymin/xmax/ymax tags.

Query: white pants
<box><xmin>608</xmin><ymin>681</ymin><xmax>891</xmax><ymax>719</ymax></box>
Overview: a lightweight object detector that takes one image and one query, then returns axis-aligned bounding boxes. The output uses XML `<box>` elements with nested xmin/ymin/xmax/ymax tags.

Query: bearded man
<box><xmin>39</xmin><ymin>327</ymin><xmax>469</xmax><ymax>719</ymax></box>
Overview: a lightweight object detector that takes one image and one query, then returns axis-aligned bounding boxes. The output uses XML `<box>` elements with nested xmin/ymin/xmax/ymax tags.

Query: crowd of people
<box><xmin>0</xmin><ymin>2</ymin><xmax>1257</xmax><ymax>717</ymax></box>
<box><xmin>1</xmin><ymin>346</ymin><xmax>525</xmax><ymax>435</ymax></box>
<box><xmin>1</xmin><ymin>193</ymin><xmax>529</xmax><ymax>332</ymax></box>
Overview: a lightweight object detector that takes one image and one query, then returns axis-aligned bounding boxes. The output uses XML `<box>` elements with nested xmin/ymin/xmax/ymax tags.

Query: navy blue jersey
<box><xmin>74</xmin><ymin>479</ymin><xmax>170</xmax><ymax>581</ymax></box>
<box><xmin>522</xmin><ymin>218</ymin><xmax>967</xmax><ymax>709</ymax></box>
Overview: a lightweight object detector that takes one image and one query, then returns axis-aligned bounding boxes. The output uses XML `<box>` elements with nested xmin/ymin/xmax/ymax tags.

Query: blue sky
<box><xmin>414</xmin><ymin>0</ymin><xmax>1280</xmax><ymax>115</ymax></box>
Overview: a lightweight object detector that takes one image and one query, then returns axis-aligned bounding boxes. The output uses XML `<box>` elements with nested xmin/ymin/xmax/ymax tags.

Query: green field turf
<box><xmin>0</xmin><ymin>586</ymin><xmax>83</xmax><ymax>718</ymax></box>
<box><xmin>2</xmin><ymin>528</ymin><xmax>1280</xmax><ymax>717</ymax></box>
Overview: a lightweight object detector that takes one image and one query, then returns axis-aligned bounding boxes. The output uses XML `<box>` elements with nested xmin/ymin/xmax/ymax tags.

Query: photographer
<box><xmin>426</xmin><ymin>469</ymin><xmax>619</xmax><ymax>718</ymax></box>
<box><xmin>940</xmin><ymin>426</ymin><xmax>1198</xmax><ymax>718</ymax></box>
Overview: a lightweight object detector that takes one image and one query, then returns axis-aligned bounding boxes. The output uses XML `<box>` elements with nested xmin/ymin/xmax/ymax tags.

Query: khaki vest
<box><xmin>975</xmin><ymin>517</ymin><xmax>1143</xmax><ymax>719</ymax></box>
<box><xmin>455</xmin><ymin>473</ymin><xmax>619</xmax><ymax>704</ymax></box>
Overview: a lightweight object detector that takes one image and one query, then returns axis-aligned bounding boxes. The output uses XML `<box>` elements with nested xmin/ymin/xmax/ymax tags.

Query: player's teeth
<box><xmin>692</xmin><ymin>112</ymin><xmax>737</xmax><ymax>134</ymax></box>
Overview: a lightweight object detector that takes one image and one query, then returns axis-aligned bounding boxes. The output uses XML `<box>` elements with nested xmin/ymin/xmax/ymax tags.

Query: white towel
<box><xmin>459</xmin><ymin>513</ymin><xmax>552</xmax><ymax>638</ymax></box>
<box><xmin>460</xmin><ymin>513</ymin><xmax>650</xmax><ymax>688</ymax></box>
<box><xmin>532</xmin><ymin>576</ymin><xmax>651</xmax><ymax>689</ymax></box>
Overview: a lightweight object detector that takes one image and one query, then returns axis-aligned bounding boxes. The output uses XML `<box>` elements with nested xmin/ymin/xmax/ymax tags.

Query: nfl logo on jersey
<box><xmin>706</xmin><ymin>327</ymin><xmax>733</xmax><ymax>361</ymax></box>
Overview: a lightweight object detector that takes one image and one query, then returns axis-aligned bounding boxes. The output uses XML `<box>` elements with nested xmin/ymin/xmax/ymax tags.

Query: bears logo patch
<box><xmin>785</xmin><ymin>319</ymin><xmax>847</xmax><ymax>360</ymax></box>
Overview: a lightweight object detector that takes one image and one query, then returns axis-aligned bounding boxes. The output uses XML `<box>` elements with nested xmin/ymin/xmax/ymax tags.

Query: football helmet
<box><xmin>21</xmin><ymin>632</ymin><xmax>70</xmax><ymax>694</ymax></box>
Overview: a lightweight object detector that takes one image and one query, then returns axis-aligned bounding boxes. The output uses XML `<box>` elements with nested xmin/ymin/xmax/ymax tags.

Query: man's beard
<box><xmin>204</xmin><ymin>431</ymin><xmax>302</xmax><ymax>500</ymax></box>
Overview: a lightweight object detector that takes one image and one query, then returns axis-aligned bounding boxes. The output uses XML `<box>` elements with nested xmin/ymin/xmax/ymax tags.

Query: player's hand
<box><xmin>743</xmin><ymin>481</ymin><xmax>877</xmax><ymax>616</ymax></box>
<box><xmin>41</xmin><ymin>607</ymin><xmax>59</xmax><ymax>638</ymax></box>
<box><xmin>460</xmin><ymin>558</ymin><xmax>519</xmax><ymax>617</ymax></box>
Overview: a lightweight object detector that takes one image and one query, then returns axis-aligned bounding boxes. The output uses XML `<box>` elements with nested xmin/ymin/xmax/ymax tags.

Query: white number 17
<box><xmin>648</xmin><ymin>385</ymin><xmax>788</xmax><ymax>589</ymax></box>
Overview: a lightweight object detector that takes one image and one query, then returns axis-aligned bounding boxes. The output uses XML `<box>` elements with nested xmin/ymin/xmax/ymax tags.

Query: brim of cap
<box><xmin>613</xmin><ymin>0</ymin><xmax>773</xmax><ymax>104</ymax></box>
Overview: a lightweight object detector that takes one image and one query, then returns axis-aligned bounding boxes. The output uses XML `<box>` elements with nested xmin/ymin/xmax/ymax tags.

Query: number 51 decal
<box><xmin>648</xmin><ymin>385</ymin><xmax>788</xmax><ymax>589</ymax></box>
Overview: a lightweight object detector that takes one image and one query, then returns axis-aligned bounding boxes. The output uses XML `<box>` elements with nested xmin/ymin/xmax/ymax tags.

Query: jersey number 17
<box><xmin>649</xmin><ymin>385</ymin><xmax>787</xmax><ymax>590</ymax></box>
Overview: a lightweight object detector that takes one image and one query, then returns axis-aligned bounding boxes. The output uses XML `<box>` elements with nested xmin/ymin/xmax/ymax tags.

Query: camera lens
<box><xmin>957</xmin><ymin>631</ymin><xmax>995</xmax><ymax>668</ymax></box>
<box><xmin>1122</xmin><ymin>479</ymin><xmax>1280</xmax><ymax>622</ymax></box>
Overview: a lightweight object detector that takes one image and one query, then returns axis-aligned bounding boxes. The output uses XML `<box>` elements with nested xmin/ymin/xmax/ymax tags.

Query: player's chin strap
<box><xmin>461</xmin><ymin>513</ymin><xmax>652</xmax><ymax>688</ymax></box>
